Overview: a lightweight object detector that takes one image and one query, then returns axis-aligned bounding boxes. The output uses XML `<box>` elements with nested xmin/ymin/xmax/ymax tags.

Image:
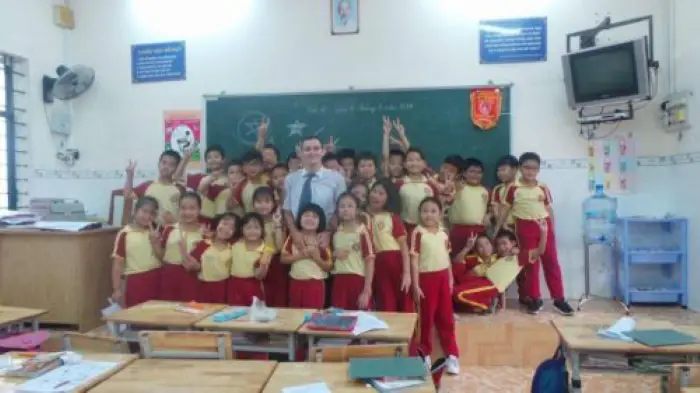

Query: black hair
<box><xmin>335</xmin><ymin>191</ymin><xmax>361</xmax><ymax>217</ymax></box>
<box><xmin>237</xmin><ymin>212</ymin><xmax>266</xmax><ymax>241</ymax></box>
<box><xmin>287</xmin><ymin>151</ymin><xmax>298</xmax><ymax>161</ymax></box>
<box><xmin>442</xmin><ymin>155</ymin><xmax>464</xmax><ymax>171</ymax></box>
<box><xmin>212</xmin><ymin>212</ymin><xmax>238</xmax><ymax>242</ymax></box>
<box><xmin>356</xmin><ymin>151</ymin><xmax>377</xmax><ymax>165</ymax></box>
<box><xmin>349</xmin><ymin>181</ymin><xmax>369</xmax><ymax>194</ymax></box>
<box><xmin>369</xmin><ymin>179</ymin><xmax>401</xmax><ymax>216</ymax></box>
<box><xmin>496</xmin><ymin>154</ymin><xmax>519</xmax><ymax>169</ymax></box>
<box><xmin>336</xmin><ymin>148</ymin><xmax>356</xmax><ymax>161</ymax></box>
<box><xmin>160</xmin><ymin>150</ymin><xmax>182</xmax><ymax>165</ymax></box>
<box><xmin>251</xmin><ymin>186</ymin><xmax>277</xmax><ymax>213</ymax></box>
<box><xmin>322</xmin><ymin>152</ymin><xmax>338</xmax><ymax>164</ymax></box>
<box><xmin>519</xmin><ymin>152</ymin><xmax>541</xmax><ymax>166</ymax></box>
<box><xmin>296</xmin><ymin>203</ymin><xmax>327</xmax><ymax>233</ymax></box>
<box><xmin>227</xmin><ymin>159</ymin><xmax>243</xmax><ymax>170</ymax></box>
<box><xmin>134</xmin><ymin>196</ymin><xmax>159</xmax><ymax>213</ymax></box>
<box><xmin>389</xmin><ymin>149</ymin><xmax>406</xmax><ymax>160</ymax></box>
<box><xmin>419</xmin><ymin>196</ymin><xmax>443</xmax><ymax>212</ymax></box>
<box><xmin>263</xmin><ymin>143</ymin><xmax>280</xmax><ymax>160</ymax></box>
<box><xmin>301</xmin><ymin>136</ymin><xmax>323</xmax><ymax>148</ymax></box>
<box><xmin>272</xmin><ymin>163</ymin><xmax>288</xmax><ymax>172</ymax></box>
<box><xmin>241</xmin><ymin>149</ymin><xmax>263</xmax><ymax>164</ymax></box>
<box><xmin>205</xmin><ymin>145</ymin><xmax>225</xmax><ymax>159</ymax></box>
<box><xmin>463</xmin><ymin>157</ymin><xmax>485</xmax><ymax>172</ymax></box>
<box><xmin>405</xmin><ymin>147</ymin><xmax>426</xmax><ymax>160</ymax></box>
<box><xmin>179</xmin><ymin>191</ymin><xmax>202</xmax><ymax>208</ymax></box>
<box><xmin>495</xmin><ymin>229</ymin><xmax>518</xmax><ymax>243</ymax></box>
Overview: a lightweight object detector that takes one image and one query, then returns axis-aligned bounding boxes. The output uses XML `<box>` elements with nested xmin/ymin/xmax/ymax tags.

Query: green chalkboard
<box><xmin>205</xmin><ymin>86</ymin><xmax>510</xmax><ymax>183</ymax></box>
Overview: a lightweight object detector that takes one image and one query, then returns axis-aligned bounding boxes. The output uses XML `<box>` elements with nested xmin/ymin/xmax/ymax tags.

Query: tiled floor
<box><xmin>440</xmin><ymin>299</ymin><xmax>699</xmax><ymax>392</ymax></box>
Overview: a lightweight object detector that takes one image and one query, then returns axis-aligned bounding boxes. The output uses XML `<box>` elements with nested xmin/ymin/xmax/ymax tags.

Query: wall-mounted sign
<box><xmin>479</xmin><ymin>17</ymin><xmax>547</xmax><ymax>64</ymax></box>
<box><xmin>131</xmin><ymin>41</ymin><xmax>186</xmax><ymax>84</ymax></box>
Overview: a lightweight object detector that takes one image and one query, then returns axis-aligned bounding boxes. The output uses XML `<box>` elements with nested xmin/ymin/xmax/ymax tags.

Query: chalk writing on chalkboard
<box><xmin>236</xmin><ymin>111</ymin><xmax>269</xmax><ymax>146</ymax></box>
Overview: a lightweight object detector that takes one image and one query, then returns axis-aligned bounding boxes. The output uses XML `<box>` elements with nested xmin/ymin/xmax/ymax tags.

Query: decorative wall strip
<box><xmin>31</xmin><ymin>153</ymin><xmax>698</xmax><ymax>179</ymax></box>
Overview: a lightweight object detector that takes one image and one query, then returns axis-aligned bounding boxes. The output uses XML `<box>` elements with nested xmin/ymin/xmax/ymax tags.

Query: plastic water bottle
<box><xmin>582</xmin><ymin>184</ymin><xmax>618</xmax><ymax>244</ymax></box>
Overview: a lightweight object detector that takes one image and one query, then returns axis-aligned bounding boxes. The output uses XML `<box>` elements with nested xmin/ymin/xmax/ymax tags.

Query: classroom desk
<box><xmin>90</xmin><ymin>358</ymin><xmax>278</xmax><ymax>393</ymax></box>
<box><xmin>262</xmin><ymin>362</ymin><xmax>434</xmax><ymax>393</ymax></box>
<box><xmin>195</xmin><ymin>307</ymin><xmax>314</xmax><ymax>361</ymax></box>
<box><xmin>297</xmin><ymin>311</ymin><xmax>418</xmax><ymax>348</ymax></box>
<box><xmin>552</xmin><ymin>319</ymin><xmax>700</xmax><ymax>393</ymax></box>
<box><xmin>683</xmin><ymin>389</ymin><xmax>700</xmax><ymax>393</ymax></box>
<box><xmin>0</xmin><ymin>306</ymin><xmax>47</xmax><ymax>333</ymax></box>
<box><xmin>0</xmin><ymin>227</ymin><xmax>119</xmax><ymax>332</ymax></box>
<box><xmin>0</xmin><ymin>352</ymin><xmax>138</xmax><ymax>393</ymax></box>
<box><xmin>103</xmin><ymin>301</ymin><xmax>225</xmax><ymax>340</ymax></box>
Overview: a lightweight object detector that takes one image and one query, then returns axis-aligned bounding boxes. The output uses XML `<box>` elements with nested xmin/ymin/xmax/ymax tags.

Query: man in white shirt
<box><xmin>283</xmin><ymin>136</ymin><xmax>346</xmax><ymax>247</ymax></box>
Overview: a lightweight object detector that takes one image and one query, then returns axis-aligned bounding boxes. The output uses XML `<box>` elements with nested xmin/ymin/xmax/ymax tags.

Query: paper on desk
<box><xmin>597</xmin><ymin>316</ymin><xmax>636</xmax><ymax>342</ymax></box>
<box><xmin>33</xmin><ymin>221</ymin><xmax>101</xmax><ymax>232</ymax></box>
<box><xmin>15</xmin><ymin>361</ymin><xmax>119</xmax><ymax>393</ymax></box>
<box><xmin>281</xmin><ymin>382</ymin><xmax>331</xmax><ymax>393</ymax></box>
<box><xmin>343</xmin><ymin>311</ymin><xmax>389</xmax><ymax>336</ymax></box>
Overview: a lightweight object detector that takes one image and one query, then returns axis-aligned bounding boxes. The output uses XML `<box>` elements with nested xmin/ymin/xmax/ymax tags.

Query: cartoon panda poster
<box><xmin>164</xmin><ymin>110</ymin><xmax>201</xmax><ymax>169</ymax></box>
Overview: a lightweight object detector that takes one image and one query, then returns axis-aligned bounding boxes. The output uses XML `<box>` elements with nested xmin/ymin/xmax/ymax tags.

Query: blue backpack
<box><xmin>531</xmin><ymin>346</ymin><xmax>570</xmax><ymax>393</ymax></box>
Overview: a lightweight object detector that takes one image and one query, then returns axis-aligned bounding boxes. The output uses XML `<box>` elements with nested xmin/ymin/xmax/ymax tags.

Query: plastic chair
<box><xmin>139</xmin><ymin>331</ymin><xmax>233</xmax><ymax>360</ymax></box>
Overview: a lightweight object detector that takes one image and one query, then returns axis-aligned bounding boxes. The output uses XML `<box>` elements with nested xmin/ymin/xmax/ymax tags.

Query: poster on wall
<box><xmin>164</xmin><ymin>110</ymin><xmax>201</xmax><ymax>169</ymax></box>
<box><xmin>131</xmin><ymin>41</ymin><xmax>186</xmax><ymax>84</ymax></box>
<box><xmin>587</xmin><ymin>133</ymin><xmax>637</xmax><ymax>194</ymax></box>
<box><xmin>479</xmin><ymin>17</ymin><xmax>547</xmax><ymax>64</ymax></box>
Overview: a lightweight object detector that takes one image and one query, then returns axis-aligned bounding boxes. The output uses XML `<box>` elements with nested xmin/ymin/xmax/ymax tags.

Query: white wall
<box><xmin>670</xmin><ymin>0</ymin><xmax>700</xmax><ymax>311</ymax></box>
<box><xmin>7</xmin><ymin>0</ymin><xmax>684</xmax><ymax>299</ymax></box>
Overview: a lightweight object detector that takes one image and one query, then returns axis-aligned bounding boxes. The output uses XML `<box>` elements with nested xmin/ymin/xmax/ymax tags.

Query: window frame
<box><xmin>1</xmin><ymin>55</ymin><xmax>18</xmax><ymax>209</ymax></box>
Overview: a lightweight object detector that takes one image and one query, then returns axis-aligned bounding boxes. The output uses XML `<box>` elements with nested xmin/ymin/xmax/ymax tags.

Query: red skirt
<box><xmin>160</xmin><ymin>264</ymin><xmax>199</xmax><ymax>302</ymax></box>
<box><xmin>289</xmin><ymin>279</ymin><xmax>325</xmax><ymax>309</ymax></box>
<box><xmin>263</xmin><ymin>254</ymin><xmax>289</xmax><ymax>307</ymax></box>
<box><xmin>331</xmin><ymin>273</ymin><xmax>371</xmax><ymax>310</ymax></box>
<box><xmin>198</xmin><ymin>279</ymin><xmax>228</xmax><ymax>304</ymax></box>
<box><xmin>125</xmin><ymin>268</ymin><xmax>162</xmax><ymax>308</ymax></box>
<box><xmin>373</xmin><ymin>251</ymin><xmax>414</xmax><ymax>312</ymax></box>
<box><xmin>227</xmin><ymin>276</ymin><xmax>264</xmax><ymax>306</ymax></box>
<box><xmin>449</xmin><ymin>224</ymin><xmax>485</xmax><ymax>257</ymax></box>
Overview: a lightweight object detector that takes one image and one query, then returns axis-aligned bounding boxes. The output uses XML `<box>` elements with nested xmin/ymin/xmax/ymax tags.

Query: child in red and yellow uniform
<box><xmin>410</xmin><ymin>197</ymin><xmax>459</xmax><ymax>375</ymax></box>
<box><xmin>124</xmin><ymin>151</ymin><xmax>185</xmax><ymax>226</ymax></box>
<box><xmin>214</xmin><ymin>160</ymin><xmax>245</xmax><ymax>217</ymax></box>
<box><xmin>281</xmin><ymin>203</ymin><xmax>333</xmax><ymax>309</ymax></box>
<box><xmin>252</xmin><ymin>187</ymin><xmax>288</xmax><ymax>308</ymax></box>
<box><xmin>356</xmin><ymin>152</ymin><xmax>379</xmax><ymax>189</ymax></box>
<box><xmin>228</xmin><ymin>213</ymin><xmax>273</xmax><ymax>306</ymax></box>
<box><xmin>111</xmin><ymin>196</ymin><xmax>163</xmax><ymax>307</ymax></box>
<box><xmin>448</xmin><ymin>158</ymin><xmax>490</xmax><ymax>256</ymax></box>
<box><xmin>332</xmin><ymin>193</ymin><xmax>375</xmax><ymax>310</ymax></box>
<box><xmin>160</xmin><ymin>193</ymin><xmax>205</xmax><ymax>302</ymax></box>
<box><xmin>181</xmin><ymin>145</ymin><xmax>227</xmax><ymax>228</ymax></box>
<box><xmin>233</xmin><ymin>150</ymin><xmax>270</xmax><ymax>213</ymax></box>
<box><xmin>499</xmin><ymin>152</ymin><xmax>574</xmax><ymax>316</ymax></box>
<box><xmin>189</xmin><ymin>213</ymin><xmax>237</xmax><ymax>304</ymax></box>
<box><xmin>269</xmin><ymin>163</ymin><xmax>289</xmax><ymax>207</ymax></box>
<box><xmin>381</xmin><ymin>116</ymin><xmax>410</xmax><ymax>183</ymax></box>
<box><xmin>368</xmin><ymin>179</ymin><xmax>413</xmax><ymax>312</ymax></box>
<box><xmin>431</xmin><ymin>155</ymin><xmax>462</xmax><ymax>209</ymax></box>
<box><xmin>490</xmin><ymin>155</ymin><xmax>519</xmax><ymax>232</ymax></box>
<box><xmin>397</xmin><ymin>148</ymin><xmax>438</xmax><ymax>235</ymax></box>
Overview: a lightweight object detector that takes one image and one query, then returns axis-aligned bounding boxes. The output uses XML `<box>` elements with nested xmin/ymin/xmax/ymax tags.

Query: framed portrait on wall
<box><xmin>331</xmin><ymin>0</ymin><xmax>359</xmax><ymax>35</ymax></box>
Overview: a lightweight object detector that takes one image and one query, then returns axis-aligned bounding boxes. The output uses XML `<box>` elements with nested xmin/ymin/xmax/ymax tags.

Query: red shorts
<box><xmin>125</xmin><ymin>268</ymin><xmax>162</xmax><ymax>308</ymax></box>
<box><xmin>227</xmin><ymin>276</ymin><xmax>264</xmax><ymax>306</ymax></box>
<box><xmin>160</xmin><ymin>264</ymin><xmax>199</xmax><ymax>302</ymax></box>
<box><xmin>198</xmin><ymin>279</ymin><xmax>228</xmax><ymax>304</ymax></box>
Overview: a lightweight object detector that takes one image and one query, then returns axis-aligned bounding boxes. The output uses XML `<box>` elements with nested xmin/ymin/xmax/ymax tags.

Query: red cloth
<box><xmin>263</xmin><ymin>254</ymin><xmax>289</xmax><ymax>307</ymax></box>
<box><xmin>125</xmin><ymin>268</ymin><xmax>162</xmax><ymax>307</ymax></box>
<box><xmin>415</xmin><ymin>269</ymin><xmax>458</xmax><ymax>357</ymax></box>
<box><xmin>515</xmin><ymin>218</ymin><xmax>565</xmax><ymax>300</ymax></box>
<box><xmin>197</xmin><ymin>279</ymin><xmax>228</xmax><ymax>304</ymax></box>
<box><xmin>448</xmin><ymin>224</ymin><xmax>485</xmax><ymax>257</ymax></box>
<box><xmin>288</xmin><ymin>279</ymin><xmax>325</xmax><ymax>309</ymax></box>
<box><xmin>453</xmin><ymin>275</ymin><xmax>499</xmax><ymax>311</ymax></box>
<box><xmin>404</xmin><ymin>222</ymin><xmax>417</xmax><ymax>238</ymax></box>
<box><xmin>160</xmin><ymin>264</ymin><xmax>199</xmax><ymax>302</ymax></box>
<box><xmin>373</xmin><ymin>251</ymin><xmax>414</xmax><ymax>313</ymax></box>
<box><xmin>227</xmin><ymin>277</ymin><xmax>265</xmax><ymax>306</ymax></box>
<box><xmin>331</xmin><ymin>273</ymin><xmax>371</xmax><ymax>310</ymax></box>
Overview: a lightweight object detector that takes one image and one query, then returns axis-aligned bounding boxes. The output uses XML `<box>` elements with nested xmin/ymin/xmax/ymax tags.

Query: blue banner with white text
<box><xmin>131</xmin><ymin>41</ymin><xmax>186</xmax><ymax>84</ymax></box>
<box><xmin>479</xmin><ymin>17</ymin><xmax>547</xmax><ymax>64</ymax></box>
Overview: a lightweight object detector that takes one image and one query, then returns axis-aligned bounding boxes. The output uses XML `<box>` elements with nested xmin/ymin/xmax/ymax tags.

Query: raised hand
<box><xmin>324</xmin><ymin>136</ymin><xmax>336</xmax><ymax>153</ymax></box>
<box><xmin>465</xmin><ymin>233</ymin><xmax>478</xmax><ymax>251</ymax></box>
<box><xmin>272</xmin><ymin>209</ymin><xmax>283</xmax><ymax>227</ymax></box>
<box><xmin>392</xmin><ymin>117</ymin><xmax>405</xmax><ymax>136</ymax></box>
<box><xmin>382</xmin><ymin>115</ymin><xmax>392</xmax><ymax>136</ymax></box>
<box><xmin>258</xmin><ymin>117</ymin><xmax>270</xmax><ymax>137</ymax></box>
<box><xmin>126</xmin><ymin>159</ymin><xmax>137</xmax><ymax>175</ymax></box>
<box><xmin>148</xmin><ymin>226</ymin><xmax>161</xmax><ymax>246</ymax></box>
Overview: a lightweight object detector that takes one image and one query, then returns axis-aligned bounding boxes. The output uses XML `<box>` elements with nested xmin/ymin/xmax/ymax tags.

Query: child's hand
<box><xmin>258</xmin><ymin>116</ymin><xmax>270</xmax><ymax>137</ymax></box>
<box><xmin>510</xmin><ymin>247</ymin><xmax>520</xmax><ymax>257</ymax></box>
<box><xmin>317</xmin><ymin>232</ymin><xmax>331</xmax><ymax>249</ymax></box>
<box><xmin>412</xmin><ymin>284</ymin><xmax>424</xmax><ymax>303</ymax></box>
<box><xmin>464</xmin><ymin>233</ymin><xmax>478</xmax><ymax>252</ymax></box>
<box><xmin>358</xmin><ymin>289</ymin><xmax>372</xmax><ymax>310</ymax></box>
<box><xmin>392</xmin><ymin>117</ymin><xmax>406</xmax><ymax>136</ymax></box>
<box><xmin>382</xmin><ymin>115</ymin><xmax>392</xmax><ymax>136</ymax></box>
<box><xmin>161</xmin><ymin>211</ymin><xmax>177</xmax><ymax>226</ymax></box>
<box><xmin>310</xmin><ymin>247</ymin><xmax>322</xmax><ymax>262</ymax></box>
<box><xmin>537</xmin><ymin>219</ymin><xmax>548</xmax><ymax>233</ymax></box>
<box><xmin>482</xmin><ymin>214</ymin><xmax>491</xmax><ymax>227</ymax></box>
<box><xmin>272</xmin><ymin>209</ymin><xmax>283</xmax><ymax>227</ymax></box>
<box><xmin>400</xmin><ymin>273</ymin><xmax>411</xmax><ymax>293</ymax></box>
<box><xmin>111</xmin><ymin>289</ymin><xmax>123</xmax><ymax>304</ymax></box>
<box><xmin>125</xmin><ymin>159</ymin><xmax>137</xmax><ymax>175</ymax></box>
<box><xmin>334</xmin><ymin>248</ymin><xmax>350</xmax><ymax>260</ymax></box>
<box><xmin>200</xmin><ymin>224</ymin><xmax>213</xmax><ymax>239</ymax></box>
<box><xmin>148</xmin><ymin>227</ymin><xmax>161</xmax><ymax>246</ymax></box>
<box><xmin>324</xmin><ymin>136</ymin><xmax>336</xmax><ymax>153</ymax></box>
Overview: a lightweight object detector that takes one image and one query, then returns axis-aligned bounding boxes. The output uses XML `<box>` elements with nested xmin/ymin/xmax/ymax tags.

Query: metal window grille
<box><xmin>0</xmin><ymin>54</ymin><xmax>29</xmax><ymax>209</ymax></box>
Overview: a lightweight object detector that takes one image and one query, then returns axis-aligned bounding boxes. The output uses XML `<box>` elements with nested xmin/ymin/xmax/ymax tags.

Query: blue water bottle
<box><xmin>582</xmin><ymin>184</ymin><xmax>618</xmax><ymax>244</ymax></box>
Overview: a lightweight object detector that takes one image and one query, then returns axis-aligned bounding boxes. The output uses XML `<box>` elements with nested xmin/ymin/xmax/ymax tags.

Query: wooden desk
<box><xmin>682</xmin><ymin>389</ymin><xmax>700</xmax><ymax>393</ymax></box>
<box><xmin>90</xmin><ymin>358</ymin><xmax>278</xmax><ymax>393</ymax></box>
<box><xmin>0</xmin><ymin>228</ymin><xmax>119</xmax><ymax>332</ymax></box>
<box><xmin>262</xmin><ymin>362</ymin><xmax>434</xmax><ymax>393</ymax></box>
<box><xmin>552</xmin><ymin>319</ymin><xmax>700</xmax><ymax>393</ymax></box>
<box><xmin>104</xmin><ymin>301</ymin><xmax>224</xmax><ymax>337</ymax></box>
<box><xmin>196</xmin><ymin>307</ymin><xmax>313</xmax><ymax>361</ymax></box>
<box><xmin>0</xmin><ymin>306</ymin><xmax>47</xmax><ymax>331</ymax></box>
<box><xmin>0</xmin><ymin>352</ymin><xmax>137</xmax><ymax>393</ymax></box>
<box><xmin>297</xmin><ymin>312</ymin><xmax>418</xmax><ymax>348</ymax></box>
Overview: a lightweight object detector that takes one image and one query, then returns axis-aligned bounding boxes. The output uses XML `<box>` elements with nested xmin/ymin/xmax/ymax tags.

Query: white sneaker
<box><xmin>446</xmin><ymin>355</ymin><xmax>460</xmax><ymax>375</ymax></box>
<box><xmin>423</xmin><ymin>355</ymin><xmax>431</xmax><ymax>370</ymax></box>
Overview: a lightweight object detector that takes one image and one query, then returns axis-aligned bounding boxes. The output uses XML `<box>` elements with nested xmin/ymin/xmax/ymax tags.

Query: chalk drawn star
<box><xmin>287</xmin><ymin>121</ymin><xmax>307</xmax><ymax>137</ymax></box>
<box><xmin>244</xmin><ymin>121</ymin><xmax>260</xmax><ymax>137</ymax></box>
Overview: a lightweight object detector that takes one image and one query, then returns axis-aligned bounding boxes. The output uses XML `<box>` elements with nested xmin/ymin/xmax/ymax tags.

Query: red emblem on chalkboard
<box><xmin>470</xmin><ymin>88</ymin><xmax>503</xmax><ymax>131</ymax></box>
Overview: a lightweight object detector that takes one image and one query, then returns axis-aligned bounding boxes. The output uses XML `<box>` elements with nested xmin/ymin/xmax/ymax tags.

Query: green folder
<box><xmin>348</xmin><ymin>357</ymin><xmax>426</xmax><ymax>380</ymax></box>
<box><xmin>625</xmin><ymin>329</ymin><xmax>698</xmax><ymax>347</ymax></box>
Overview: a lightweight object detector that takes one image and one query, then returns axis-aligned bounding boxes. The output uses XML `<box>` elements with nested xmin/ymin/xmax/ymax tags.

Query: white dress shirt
<box><xmin>283</xmin><ymin>167</ymin><xmax>346</xmax><ymax>224</ymax></box>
